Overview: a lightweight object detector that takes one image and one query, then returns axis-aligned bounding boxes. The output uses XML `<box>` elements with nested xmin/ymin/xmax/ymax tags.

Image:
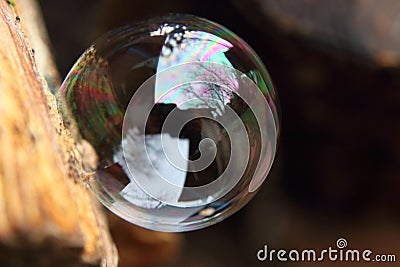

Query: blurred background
<box><xmin>37</xmin><ymin>0</ymin><xmax>400</xmax><ymax>266</ymax></box>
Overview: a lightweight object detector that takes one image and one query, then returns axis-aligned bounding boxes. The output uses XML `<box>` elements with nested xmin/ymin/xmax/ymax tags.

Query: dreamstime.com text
<box><xmin>257</xmin><ymin>238</ymin><xmax>396</xmax><ymax>263</ymax></box>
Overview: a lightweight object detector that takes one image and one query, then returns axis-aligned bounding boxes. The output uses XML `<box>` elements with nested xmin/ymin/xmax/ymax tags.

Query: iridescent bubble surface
<box><xmin>58</xmin><ymin>14</ymin><xmax>279</xmax><ymax>232</ymax></box>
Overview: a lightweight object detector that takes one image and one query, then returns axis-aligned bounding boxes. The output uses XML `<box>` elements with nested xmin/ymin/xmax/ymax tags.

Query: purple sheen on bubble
<box><xmin>58</xmin><ymin>14</ymin><xmax>279</xmax><ymax>232</ymax></box>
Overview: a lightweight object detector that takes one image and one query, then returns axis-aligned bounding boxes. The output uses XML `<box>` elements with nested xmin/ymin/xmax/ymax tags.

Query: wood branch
<box><xmin>0</xmin><ymin>0</ymin><xmax>117</xmax><ymax>266</ymax></box>
<box><xmin>17</xmin><ymin>0</ymin><xmax>61</xmax><ymax>90</ymax></box>
<box><xmin>234</xmin><ymin>0</ymin><xmax>400</xmax><ymax>67</ymax></box>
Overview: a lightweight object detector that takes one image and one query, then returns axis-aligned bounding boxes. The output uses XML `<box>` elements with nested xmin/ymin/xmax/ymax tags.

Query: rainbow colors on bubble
<box><xmin>58</xmin><ymin>14</ymin><xmax>279</xmax><ymax>232</ymax></box>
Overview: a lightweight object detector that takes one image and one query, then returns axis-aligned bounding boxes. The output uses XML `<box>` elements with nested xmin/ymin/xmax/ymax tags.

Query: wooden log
<box><xmin>0</xmin><ymin>0</ymin><xmax>117</xmax><ymax>266</ymax></box>
<box><xmin>234</xmin><ymin>0</ymin><xmax>400</xmax><ymax>67</ymax></box>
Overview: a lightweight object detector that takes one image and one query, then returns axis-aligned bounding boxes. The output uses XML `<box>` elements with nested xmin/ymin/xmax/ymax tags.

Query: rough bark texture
<box><xmin>0</xmin><ymin>0</ymin><xmax>117</xmax><ymax>266</ymax></box>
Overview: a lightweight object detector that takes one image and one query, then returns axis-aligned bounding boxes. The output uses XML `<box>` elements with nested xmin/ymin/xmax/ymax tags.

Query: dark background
<box><xmin>38</xmin><ymin>0</ymin><xmax>400</xmax><ymax>266</ymax></box>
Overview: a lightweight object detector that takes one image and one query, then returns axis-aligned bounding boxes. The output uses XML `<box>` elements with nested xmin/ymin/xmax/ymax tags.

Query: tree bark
<box><xmin>0</xmin><ymin>0</ymin><xmax>117</xmax><ymax>266</ymax></box>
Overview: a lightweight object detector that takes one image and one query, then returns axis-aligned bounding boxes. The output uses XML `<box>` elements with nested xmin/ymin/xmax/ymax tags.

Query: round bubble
<box><xmin>58</xmin><ymin>14</ymin><xmax>279</xmax><ymax>232</ymax></box>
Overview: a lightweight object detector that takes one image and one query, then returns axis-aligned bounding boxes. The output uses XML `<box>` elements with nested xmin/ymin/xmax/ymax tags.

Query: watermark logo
<box><xmin>336</xmin><ymin>238</ymin><xmax>347</xmax><ymax>249</ymax></box>
<box><xmin>257</xmin><ymin>238</ymin><xmax>396</xmax><ymax>263</ymax></box>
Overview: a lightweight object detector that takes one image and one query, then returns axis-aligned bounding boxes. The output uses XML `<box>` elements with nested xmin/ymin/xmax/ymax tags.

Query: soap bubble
<box><xmin>58</xmin><ymin>14</ymin><xmax>279</xmax><ymax>232</ymax></box>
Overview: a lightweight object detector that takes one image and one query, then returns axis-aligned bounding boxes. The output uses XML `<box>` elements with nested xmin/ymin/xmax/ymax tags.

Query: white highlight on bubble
<box><xmin>114</xmin><ymin>128</ymin><xmax>189</xmax><ymax>208</ymax></box>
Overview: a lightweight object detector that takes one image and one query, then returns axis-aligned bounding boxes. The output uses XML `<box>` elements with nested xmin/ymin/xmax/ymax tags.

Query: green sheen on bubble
<box><xmin>58</xmin><ymin>14</ymin><xmax>279</xmax><ymax>232</ymax></box>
